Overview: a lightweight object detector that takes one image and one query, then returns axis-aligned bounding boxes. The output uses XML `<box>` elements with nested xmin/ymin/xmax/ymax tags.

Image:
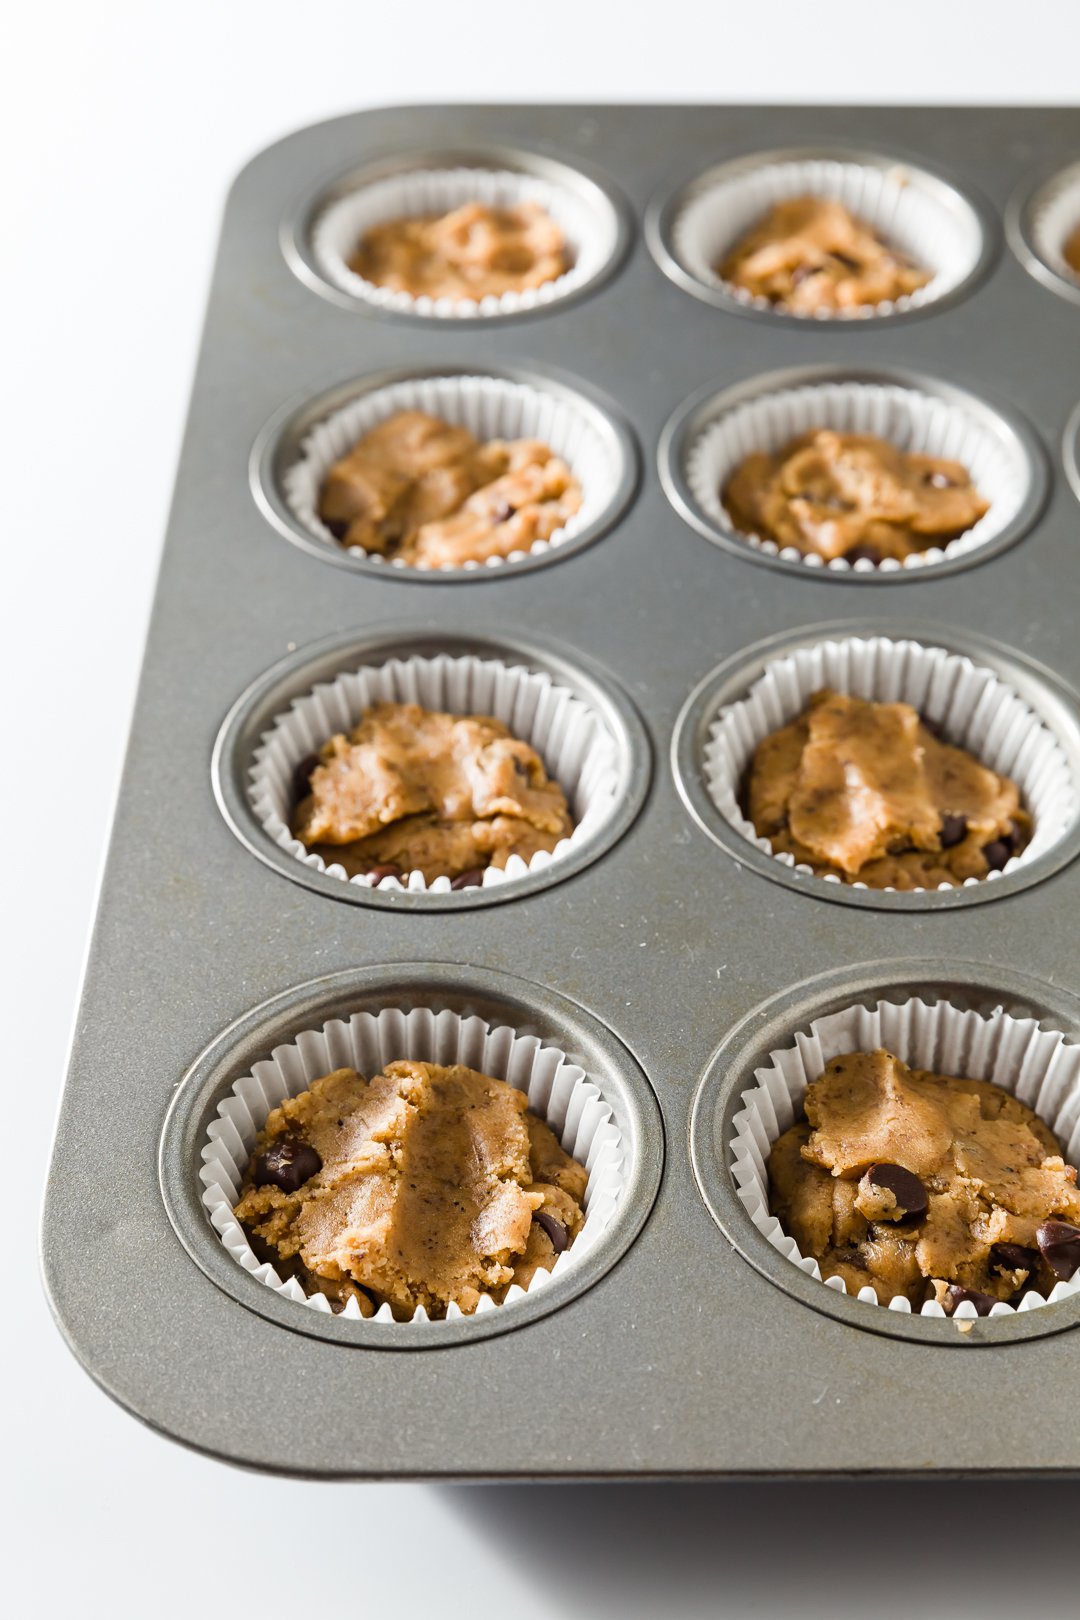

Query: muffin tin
<box><xmin>42</xmin><ymin>104</ymin><xmax>1080</xmax><ymax>1480</ymax></box>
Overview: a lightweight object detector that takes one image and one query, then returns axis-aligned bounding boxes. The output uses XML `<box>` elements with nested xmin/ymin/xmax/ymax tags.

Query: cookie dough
<box><xmin>318</xmin><ymin>409</ymin><xmax>582</xmax><ymax>568</ymax></box>
<box><xmin>768</xmin><ymin>1048</ymin><xmax>1080</xmax><ymax>1309</ymax></box>
<box><xmin>293</xmin><ymin>700</ymin><xmax>574</xmax><ymax>884</ymax></box>
<box><xmin>718</xmin><ymin>195</ymin><xmax>931</xmax><ymax>313</ymax></box>
<box><xmin>744</xmin><ymin>689</ymin><xmax>1030</xmax><ymax>889</ymax></box>
<box><xmin>1064</xmin><ymin>221</ymin><xmax>1080</xmax><ymax>278</ymax></box>
<box><xmin>235</xmin><ymin>1060</ymin><xmax>588</xmax><ymax>1318</ymax></box>
<box><xmin>348</xmin><ymin>200</ymin><xmax>570</xmax><ymax>302</ymax></box>
<box><xmin>722</xmin><ymin>430</ymin><xmax>989</xmax><ymax>564</ymax></box>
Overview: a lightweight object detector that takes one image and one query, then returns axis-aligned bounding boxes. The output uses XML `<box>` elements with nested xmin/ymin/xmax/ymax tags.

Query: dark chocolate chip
<box><xmin>943</xmin><ymin>1284</ymin><xmax>999</xmax><ymax>1317</ymax></box>
<box><xmin>925</xmin><ymin>470</ymin><xmax>957</xmax><ymax>490</ymax></box>
<box><xmin>366</xmin><ymin>863</ymin><xmax>403</xmax><ymax>885</ymax></box>
<box><xmin>1036</xmin><ymin>1219</ymin><xmax>1080</xmax><ymax>1279</ymax></box>
<box><xmin>939</xmin><ymin>813</ymin><xmax>968</xmax><ymax>849</ymax></box>
<box><xmin>533</xmin><ymin>1211</ymin><xmax>569</xmax><ymax>1253</ymax></box>
<box><xmin>324</xmin><ymin>517</ymin><xmax>349</xmax><ymax>541</ymax></box>
<box><xmin>989</xmin><ymin>1241</ymin><xmax>1041</xmax><ymax>1276</ymax></box>
<box><xmin>831</xmin><ymin>252</ymin><xmax>860</xmax><ymax>271</ymax></box>
<box><xmin>844</xmin><ymin>544</ymin><xmax>882</xmax><ymax>566</ymax></box>
<box><xmin>859</xmin><ymin>1163</ymin><xmax>929</xmax><ymax>1222</ymax></box>
<box><xmin>450</xmin><ymin>868</ymin><xmax>485</xmax><ymax>891</ymax></box>
<box><xmin>982</xmin><ymin>839</ymin><xmax>1011</xmax><ymax>871</ymax></box>
<box><xmin>491</xmin><ymin>499</ymin><xmax>514</xmax><ymax>524</ymax></box>
<box><xmin>253</xmin><ymin>1135</ymin><xmax>322</xmax><ymax>1194</ymax></box>
<box><xmin>291</xmin><ymin>753</ymin><xmax>320</xmax><ymax>804</ymax></box>
<box><xmin>919</xmin><ymin>714</ymin><xmax>944</xmax><ymax>740</ymax></box>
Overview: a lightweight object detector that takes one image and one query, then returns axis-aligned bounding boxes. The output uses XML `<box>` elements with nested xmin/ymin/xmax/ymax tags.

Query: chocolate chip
<box><xmin>844</xmin><ymin>544</ymin><xmax>882</xmax><ymax>566</ymax></box>
<box><xmin>982</xmin><ymin>839</ymin><xmax>1012</xmax><ymax>871</ymax></box>
<box><xmin>925</xmin><ymin>470</ymin><xmax>957</xmax><ymax>490</ymax></box>
<box><xmin>533</xmin><ymin>1211</ymin><xmax>568</xmax><ymax>1253</ymax></box>
<box><xmin>253</xmin><ymin>1135</ymin><xmax>322</xmax><ymax>1193</ymax></box>
<box><xmin>920</xmin><ymin>714</ymin><xmax>944</xmax><ymax>740</ymax></box>
<box><xmin>324</xmin><ymin>517</ymin><xmax>349</xmax><ymax>541</ymax></box>
<box><xmin>943</xmin><ymin>1284</ymin><xmax>999</xmax><ymax>1317</ymax></box>
<box><xmin>939</xmin><ymin>813</ymin><xmax>968</xmax><ymax>849</ymax></box>
<box><xmin>1036</xmin><ymin>1219</ymin><xmax>1080</xmax><ymax>1279</ymax></box>
<box><xmin>366</xmin><ymin>863</ymin><xmax>403</xmax><ymax>885</ymax></box>
<box><xmin>989</xmin><ymin>1241</ymin><xmax>1040</xmax><ymax>1276</ymax></box>
<box><xmin>831</xmin><ymin>252</ymin><xmax>860</xmax><ymax>271</ymax></box>
<box><xmin>859</xmin><ymin>1163</ymin><xmax>929</xmax><ymax>1222</ymax></box>
<box><xmin>291</xmin><ymin>753</ymin><xmax>320</xmax><ymax>804</ymax></box>
<box><xmin>491</xmin><ymin>499</ymin><xmax>514</xmax><ymax>524</ymax></box>
<box><xmin>450</xmin><ymin>868</ymin><xmax>485</xmax><ymax>891</ymax></box>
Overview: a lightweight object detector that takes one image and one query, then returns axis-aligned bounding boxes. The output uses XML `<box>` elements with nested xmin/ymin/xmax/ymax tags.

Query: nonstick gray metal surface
<box><xmin>43</xmin><ymin>104</ymin><xmax>1080</xmax><ymax>1479</ymax></box>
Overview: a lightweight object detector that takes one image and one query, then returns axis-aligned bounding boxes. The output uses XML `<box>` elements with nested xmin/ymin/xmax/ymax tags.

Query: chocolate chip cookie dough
<box><xmin>293</xmin><ymin>700</ymin><xmax>574</xmax><ymax>885</ymax></box>
<box><xmin>234</xmin><ymin>1061</ymin><xmax>588</xmax><ymax>1319</ymax></box>
<box><xmin>718</xmin><ymin>195</ymin><xmax>931</xmax><ymax>313</ymax></box>
<box><xmin>722</xmin><ymin>430</ymin><xmax>989</xmax><ymax>564</ymax></box>
<box><xmin>318</xmin><ymin>410</ymin><xmax>583</xmax><ymax>568</ymax></box>
<box><xmin>745</xmin><ymin>689</ymin><xmax>1030</xmax><ymax>889</ymax></box>
<box><xmin>768</xmin><ymin>1049</ymin><xmax>1080</xmax><ymax>1312</ymax></box>
<box><xmin>349</xmin><ymin>200</ymin><xmax>570</xmax><ymax>301</ymax></box>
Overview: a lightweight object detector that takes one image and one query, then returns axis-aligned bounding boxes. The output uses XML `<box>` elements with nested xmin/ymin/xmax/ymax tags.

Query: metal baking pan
<box><xmin>42</xmin><ymin>104</ymin><xmax>1080</xmax><ymax>1479</ymax></box>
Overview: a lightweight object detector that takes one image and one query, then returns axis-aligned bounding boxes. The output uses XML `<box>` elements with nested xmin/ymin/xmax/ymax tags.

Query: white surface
<box><xmin>5</xmin><ymin>3</ymin><xmax>1080</xmax><ymax>1614</ymax></box>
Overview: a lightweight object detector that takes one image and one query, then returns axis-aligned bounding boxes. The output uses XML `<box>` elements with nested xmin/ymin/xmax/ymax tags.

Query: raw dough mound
<box><xmin>768</xmin><ymin>1048</ymin><xmax>1080</xmax><ymax>1308</ymax></box>
<box><xmin>235</xmin><ymin>1060</ymin><xmax>589</xmax><ymax>1320</ymax></box>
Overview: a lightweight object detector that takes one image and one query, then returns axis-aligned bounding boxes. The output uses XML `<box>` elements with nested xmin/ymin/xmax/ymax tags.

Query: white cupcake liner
<box><xmin>1028</xmin><ymin>160</ymin><xmax>1080</xmax><ymax>286</ymax></box>
<box><xmin>201</xmin><ymin>1006</ymin><xmax>625</xmax><ymax>1325</ymax></box>
<box><xmin>731</xmin><ymin>995</ymin><xmax>1080</xmax><ymax>1318</ymax></box>
<box><xmin>672</xmin><ymin>155</ymin><xmax>981</xmax><ymax>320</ymax></box>
<box><xmin>250</xmin><ymin>651</ymin><xmax>621</xmax><ymax>894</ymax></box>
<box><xmin>686</xmin><ymin>379</ymin><xmax>1027</xmax><ymax>575</ymax></box>
<box><xmin>282</xmin><ymin>373</ymin><xmax>620</xmax><ymax>572</ymax></box>
<box><xmin>703</xmin><ymin>634</ymin><xmax>1077</xmax><ymax>893</ymax></box>
<box><xmin>311</xmin><ymin>165</ymin><xmax>618</xmax><ymax>318</ymax></box>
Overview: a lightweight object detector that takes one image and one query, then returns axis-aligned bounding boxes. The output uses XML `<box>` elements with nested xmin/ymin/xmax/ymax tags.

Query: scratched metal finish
<box><xmin>42</xmin><ymin>105</ymin><xmax>1080</xmax><ymax>1478</ymax></box>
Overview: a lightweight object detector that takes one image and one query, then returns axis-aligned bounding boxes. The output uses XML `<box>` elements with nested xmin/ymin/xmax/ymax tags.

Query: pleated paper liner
<box><xmin>282</xmin><ymin>371</ymin><xmax>623</xmax><ymax>573</ymax></box>
<box><xmin>201</xmin><ymin>1006</ymin><xmax>625</xmax><ymax>1325</ymax></box>
<box><xmin>671</xmin><ymin>153</ymin><xmax>983</xmax><ymax>320</ymax></box>
<box><xmin>702</xmin><ymin>633</ymin><xmax>1077</xmax><ymax>894</ymax></box>
<box><xmin>730</xmin><ymin>995</ymin><xmax>1080</xmax><ymax>1319</ymax></box>
<box><xmin>249</xmin><ymin>650</ymin><xmax>622</xmax><ymax>895</ymax></box>
<box><xmin>684</xmin><ymin>377</ymin><xmax>1029</xmax><ymax>576</ymax></box>
<box><xmin>310</xmin><ymin>164</ymin><xmax>619</xmax><ymax>318</ymax></box>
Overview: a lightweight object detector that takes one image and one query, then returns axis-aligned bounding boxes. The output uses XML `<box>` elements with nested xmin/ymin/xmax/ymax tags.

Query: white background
<box><xmin>6</xmin><ymin>3</ymin><xmax>1080</xmax><ymax>1614</ymax></box>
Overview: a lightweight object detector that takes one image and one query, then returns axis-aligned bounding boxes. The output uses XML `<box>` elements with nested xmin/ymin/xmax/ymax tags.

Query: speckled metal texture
<box><xmin>42</xmin><ymin>105</ymin><xmax>1080</xmax><ymax>1480</ymax></box>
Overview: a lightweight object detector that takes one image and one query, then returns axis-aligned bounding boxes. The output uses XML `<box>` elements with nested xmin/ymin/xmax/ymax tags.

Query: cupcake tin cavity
<box><xmin>252</xmin><ymin>364</ymin><xmax>638</xmax><ymax>579</ymax></box>
<box><xmin>1007</xmin><ymin>158</ymin><xmax>1080</xmax><ymax>308</ymax></box>
<box><xmin>690</xmin><ymin>961</ymin><xmax>1080</xmax><ymax>1347</ymax></box>
<box><xmin>214</xmin><ymin>627</ymin><xmax>651</xmax><ymax>908</ymax></box>
<box><xmin>160</xmin><ymin>965</ymin><xmax>663</xmax><ymax>1348</ymax></box>
<box><xmin>659</xmin><ymin>366</ymin><xmax>1047</xmax><ymax>581</ymax></box>
<box><xmin>286</xmin><ymin>145</ymin><xmax>631</xmax><ymax>319</ymax></box>
<box><xmin>43</xmin><ymin>105</ymin><xmax>1080</xmax><ymax>1482</ymax></box>
<box><xmin>647</xmin><ymin>146</ymin><xmax>995</xmax><ymax>324</ymax></box>
<box><xmin>673</xmin><ymin>621</ymin><xmax>1080</xmax><ymax>909</ymax></box>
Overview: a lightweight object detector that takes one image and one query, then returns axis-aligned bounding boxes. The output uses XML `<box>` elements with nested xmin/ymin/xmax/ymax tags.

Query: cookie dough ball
<box><xmin>718</xmin><ymin>195</ymin><xmax>930</xmax><ymax>313</ymax></box>
<box><xmin>722</xmin><ymin>430</ymin><xmax>989</xmax><ymax>565</ymax></box>
<box><xmin>768</xmin><ymin>1049</ymin><xmax>1080</xmax><ymax>1310</ymax></box>
<box><xmin>292</xmin><ymin>700</ymin><xmax>574</xmax><ymax>885</ymax></box>
<box><xmin>744</xmin><ymin>689</ymin><xmax>1030</xmax><ymax>889</ymax></box>
<box><xmin>318</xmin><ymin>409</ymin><xmax>582</xmax><ymax>568</ymax></box>
<box><xmin>349</xmin><ymin>200</ymin><xmax>570</xmax><ymax>302</ymax></box>
<box><xmin>235</xmin><ymin>1061</ymin><xmax>588</xmax><ymax>1319</ymax></box>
